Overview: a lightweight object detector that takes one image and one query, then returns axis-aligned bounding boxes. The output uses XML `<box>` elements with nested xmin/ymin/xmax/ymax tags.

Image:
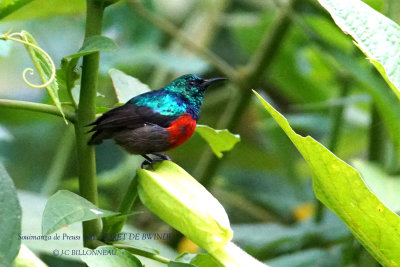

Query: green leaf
<box><xmin>66</xmin><ymin>35</ymin><xmax>118</xmax><ymax>59</ymax></box>
<box><xmin>109</xmin><ymin>68</ymin><xmax>151</xmax><ymax>104</ymax></box>
<box><xmin>318</xmin><ymin>0</ymin><xmax>400</xmax><ymax>100</ymax></box>
<box><xmin>195</xmin><ymin>125</ymin><xmax>240</xmax><ymax>158</ymax></box>
<box><xmin>175</xmin><ymin>252</ymin><xmax>224</xmax><ymax>267</ymax></box>
<box><xmin>254</xmin><ymin>90</ymin><xmax>400</xmax><ymax>266</ymax></box>
<box><xmin>42</xmin><ymin>190</ymin><xmax>118</xmax><ymax>235</ymax></box>
<box><xmin>0</xmin><ymin>0</ymin><xmax>34</xmax><ymax>20</ymax></box>
<box><xmin>20</xmin><ymin>31</ymin><xmax>67</xmax><ymax>123</ymax></box>
<box><xmin>0</xmin><ymin>162</ymin><xmax>22</xmax><ymax>265</ymax></box>
<box><xmin>57</xmin><ymin>57</ymin><xmax>80</xmax><ymax>103</ymax></box>
<box><xmin>81</xmin><ymin>246</ymin><xmax>143</xmax><ymax>267</ymax></box>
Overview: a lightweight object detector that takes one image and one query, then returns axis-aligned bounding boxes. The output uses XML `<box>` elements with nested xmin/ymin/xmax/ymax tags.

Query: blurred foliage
<box><xmin>1</xmin><ymin>0</ymin><xmax>400</xmax><ymax>266</ymax></box>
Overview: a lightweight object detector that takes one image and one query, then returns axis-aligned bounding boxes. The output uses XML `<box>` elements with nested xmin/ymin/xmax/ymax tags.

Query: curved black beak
<box><xmin>201</xmin><ymin>77</ymin><xmax>227</xmax><ymax>88</ymax></box>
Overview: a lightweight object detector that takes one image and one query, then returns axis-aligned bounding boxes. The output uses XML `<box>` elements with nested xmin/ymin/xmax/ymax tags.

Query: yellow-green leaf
<box><xmin>254</xmin><ymin>90</ymin><xmax>400</xmax><ymax>266</ymax></box>
<box><xmin>195</xmin><ymin>125</ymin><xmax>240</xmax><ymax>158</ymax></box>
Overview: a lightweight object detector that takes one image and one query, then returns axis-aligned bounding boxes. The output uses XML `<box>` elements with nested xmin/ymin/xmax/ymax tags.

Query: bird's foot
<box><xmin>140</xmin><ymin>153</ymin><xmax>172</xmax><ymax>169</ymax></box>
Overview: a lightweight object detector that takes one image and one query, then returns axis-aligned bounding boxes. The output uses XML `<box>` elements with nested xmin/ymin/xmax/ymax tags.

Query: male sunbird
<box><xmin>88</xmin><ymin>74</ymin><xmax>226</xmax><ymax>167</ymax></box>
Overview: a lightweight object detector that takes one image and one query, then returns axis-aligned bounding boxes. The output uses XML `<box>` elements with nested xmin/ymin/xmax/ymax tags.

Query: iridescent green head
<box><xmin>163</xmin><ymin>74</ymin><xmax>226</xmax><ymax>101</ymax></box>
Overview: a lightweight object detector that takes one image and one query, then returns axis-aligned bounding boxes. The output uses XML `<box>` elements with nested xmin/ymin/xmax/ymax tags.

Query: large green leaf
<box><xmin>20</xmin><ymin>31</ymin><xmax>66</xmax><ymax>123</ymax></box>
<box><xmin>137</xmin><ymin>161</ymin><xmax>233</xmax><ymax>254</ymax></box>
<box><xmin>0</xmin><ymin>162</ymin><xmax>21</xmax><ymax>265</ymax></box>
<box><xmin>0</xmin><ymin>0</ymin><xmax>34</xmax><ymax>20</ymax></box>
<box><xmin>42</xmin><ymin>190</ymin><xmax>118</xmax><ymax>235</ymax></box>
<box><xmin>318</xmin><ymin>0</ymin><xmax>400</xmax><ymax>100</ymax></box>
<box><xmin>195</xmin><ymin>125</ymin><xmax>240</xmax><ymax>158</ymax></box>
<box><xmin>137</xmin><ymin>161</ymin><xmax>266</xmax><ymax>267</ymax></box>
<box><xmin>254</xmin><ymin>91</ymin><xmax>400</xmax><ymax>266</ymax></box>
<box><xmin>81</xmin><ymin>246</ymin><xmax>143</xmax><ymax>267</ymax></box>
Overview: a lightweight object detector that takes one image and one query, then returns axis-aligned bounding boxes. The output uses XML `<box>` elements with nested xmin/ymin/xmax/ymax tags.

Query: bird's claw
<box><xmin>140</xmin><ymin>153</ymin><xmax>172</xmax><ymax>169</ymax></box>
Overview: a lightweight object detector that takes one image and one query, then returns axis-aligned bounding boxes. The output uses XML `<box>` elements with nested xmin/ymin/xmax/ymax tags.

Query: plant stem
<box><xmin>195</xmin><ymin>0</ymin><xmax>298</xmax><ymax>187</ymax></box>
<box><xmin>101</xmin><ymin>175</ymin><xmax>139</xmax><ymax>239</ymax></box>
<box><xmin>0</xmin><ymin>99</ymin><xmax>75</xmax><ymax>122</ymax></box>
<box><xmin>368</xmin><ymin>104</ymin><xmax>386</xmax><ymax>163</ymax></box>
<box><xmin>74</xmin><ymin>0</ymin><xmax>105</xmax><ymax>247</ymax></box>
<box><xmin>128</xmin><ymin>0</ymin><xmax>237</xmax><ymax>81</ymax></box>
<box><xmin>113</xmin><ymin>243</ymin><xmax>171</xmax><ymax>264</ymax></box>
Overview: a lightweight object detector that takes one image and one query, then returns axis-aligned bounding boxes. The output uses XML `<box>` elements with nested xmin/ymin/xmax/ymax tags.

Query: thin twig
<box><xmin>113</xmin><ymin>243</ymin><xmax>171</xmax><ymax>264</ymax></box>
<box><xmin>128</xmin><ymin>0</ymin><xmax>237</xmax><ymax>81</ymax></box>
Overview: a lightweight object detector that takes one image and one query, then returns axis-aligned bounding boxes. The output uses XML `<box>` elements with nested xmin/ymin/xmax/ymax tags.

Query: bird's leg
<box><xmin>140</xmin><ymin>154</ymin><xmax>153</xmax><ymax>169</ymax></box>
<box><xmin>151</xmin><ymin>152</ymin><xmax>172</xmax><ymax>161</ymax></box>
<box><xmin>140</xmin><ymin>153</ymin><xmax>172</xmax><ymax>169</ymax></box>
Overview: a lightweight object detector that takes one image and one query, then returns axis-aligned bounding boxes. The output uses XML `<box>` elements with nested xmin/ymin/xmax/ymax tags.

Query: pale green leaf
<box><xmin>254</xmin><ymin>91</ymin><xmax>400</xmax><ymax>266</ymax></box>
<box><xmin>0</xmin><ymin>0</ymin><xmax>34</xmax><ymax>20</ymax></box>
<box><xmin>20</xmin><ymin>31</ymin><xmax>67</xmax><ymax>123</ymax></box>
<box><xmin>137</xmin><ymin>161</ymin><xmax>233</xmax><ymax>254</ymax></box>
<box><xmin>109</xmin><ymin>68</ymin><xmax>151</xmax><ymax>104</ymax></box>
<box><xmin>0</xmin><ymin>162</ymin><xmax>21</xmax><ymax>265</ymax></box>
<box><xmin>195</xmin><ymin>125</ymin><xmax>240</xmax><ymax>158</ymax></box>
<box><xmin>81</xmin><ymin>246</ymin><xmax>143</xmax><ymax>267</ymax></box>
<box><xmin>318</xmin><ymin>0</ymin><xmax>400</xmax><ymax>100</ymax></box>
<box><xmin>42</xmin><ymin>190</ymin><xmax>118</xmax><ymax>236</ymax></box>
<box><xmin>66</xmin><ymin>35</ymin><xmax>118</xmax><ymax>59</ymax></box>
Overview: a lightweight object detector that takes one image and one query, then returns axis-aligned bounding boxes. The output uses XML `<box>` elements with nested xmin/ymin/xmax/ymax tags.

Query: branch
<box><xmin>0</xmin><ymin>99</ymin><xmax>75</xmax><ymax>123</ymax></box>
<box><xmin>128</xmin><ymin>0</ymin><xmax>237</xmax><ymax>81</ymax></box>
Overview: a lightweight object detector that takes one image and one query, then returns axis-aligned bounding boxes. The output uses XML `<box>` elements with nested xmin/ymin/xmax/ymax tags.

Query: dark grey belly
<box><xmin>113</xmin><ymin>124</ymin><xmax>170</xmax><ymax>155</ymax></box>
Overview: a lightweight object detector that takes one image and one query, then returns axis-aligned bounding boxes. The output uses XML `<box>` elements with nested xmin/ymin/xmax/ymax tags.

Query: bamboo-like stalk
<box><xmin>74</xmin><ymin>0</ymin><xmax>106</xmax><ymax>247</ymax></box>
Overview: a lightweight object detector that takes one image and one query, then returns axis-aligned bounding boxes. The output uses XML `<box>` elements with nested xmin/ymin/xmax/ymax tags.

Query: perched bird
<box><xmin>88</xmin><ymin>74</ymin><xmax>226</xmax><ymax>167</ymax></box>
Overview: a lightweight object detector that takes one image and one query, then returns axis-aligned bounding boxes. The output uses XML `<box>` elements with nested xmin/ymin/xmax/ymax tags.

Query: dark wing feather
<box><xmin>87</xmin><ymin>102</ymin><xmax>179</xmax><ymax>145</ymax></box>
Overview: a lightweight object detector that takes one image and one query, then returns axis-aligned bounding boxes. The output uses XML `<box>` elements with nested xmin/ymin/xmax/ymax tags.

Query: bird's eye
<box><xmin>188</xmin><ymin>81</ymin><xmax>196</xmax><ymax>86</ymax></box>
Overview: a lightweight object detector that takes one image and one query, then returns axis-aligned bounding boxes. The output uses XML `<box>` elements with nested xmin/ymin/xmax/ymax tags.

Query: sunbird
<box><xmin>88</xmin><ymin>74</ymin><xmax>226</xmax><ymax>167</ymax></box>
